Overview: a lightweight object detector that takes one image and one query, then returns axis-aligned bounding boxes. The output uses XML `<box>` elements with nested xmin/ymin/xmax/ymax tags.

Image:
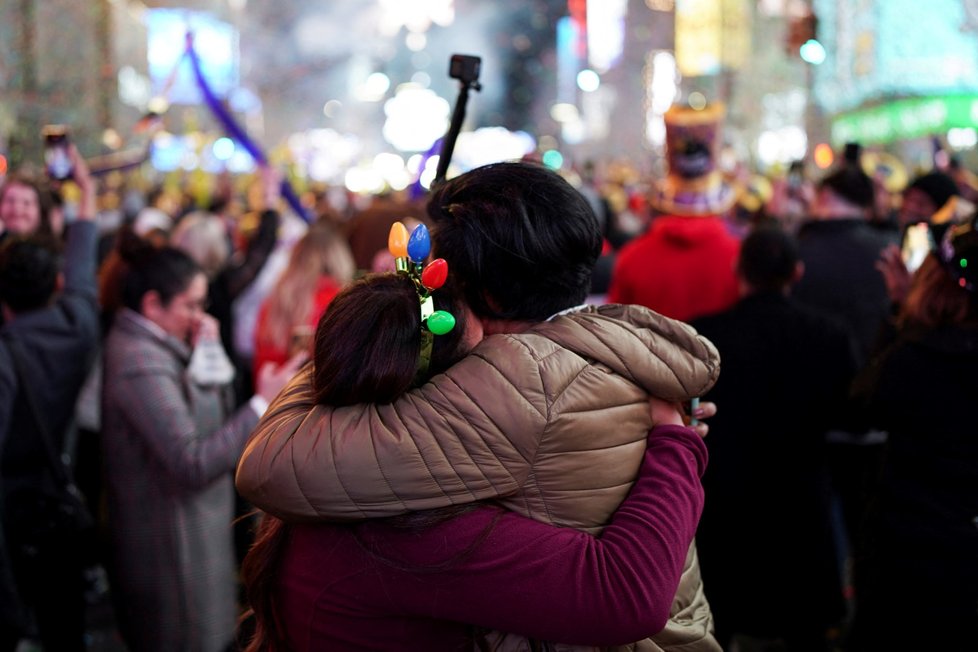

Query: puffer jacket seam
<box><xmin>321</xmin><ymin>396</ymin><xmax>474</xmax><ymax>514</ymax></box>
<box><xmin>565</xmin><ymin>317</ymin><xmax>647</xmax><ymax>383</ymax></box>
<box><xmin>533</xmin><ymin>353</ymin><xmax>590</xmax><ymax>525</ymax></box>
<box><xmin>322</xmin><ymin>410</ymin><xmax>368</xmax><ymax>518</ymax></box>
<box><xmin>683</xmin><ymin>335</ymin><xmax>720</xmax><ymax>396</ymax></box>
<box><xmin>367</xmin><ymin>405</ymin><xmax>418</xmax><ymax>512</ymax></box>
<box><xmin>504</xmin><ymin>339</ymin><xmax>556</xmax><ymax>458</ymax></box>
<box><xmin>545</xmin><ymin>311</ymin><xmax>718</xmax><ymax>397</ymax></box>
<box><xmin>422</xmin><ymin>371</ymin><xmax>532</xmax><ymax>492</ymax></box>
<box><xmin>505</xmin><ymin>337</ymin><xmax>551</xmax><ymax>514</ymax></box>
<box><xmin>594</xmin><ymin>324</ymin><xmax>690</xmax><ymax>395</ymax></box>
<box><xmin>372</xmin><ymin>384</ymin><xmax>520</xmax><ymax>505</ymax></box>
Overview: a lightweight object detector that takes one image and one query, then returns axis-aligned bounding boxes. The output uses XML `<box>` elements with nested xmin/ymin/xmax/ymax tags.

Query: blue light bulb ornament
<box><xmin>407</xmin><ymin>224</ymin><xmax>431</xmax><ymax>264</ymax></box>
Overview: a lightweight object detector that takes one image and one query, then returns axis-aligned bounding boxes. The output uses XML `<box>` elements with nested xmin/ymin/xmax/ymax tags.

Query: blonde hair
<box><xmin>258</xmin><ymin>222</ymin><xmax>355</xmax><ymax>353</ymax></box>
<box><xmin>170</xmin><ymin>211</ymin><xmax>230</xmax><ymax>279</ymax></box>
<box><xmin>901</xmin><ymin>254</ymin><xmax>978</xmax><ymax>329</ymax></box>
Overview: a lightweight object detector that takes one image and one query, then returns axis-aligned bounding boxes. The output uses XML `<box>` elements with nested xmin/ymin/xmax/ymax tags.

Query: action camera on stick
<box><xmin>434</xmin><ymin>54</ymin><xmax>482</xmax><ymax>187</ymax></box>
<box><xmin>449</xmin><ymin>55</ymin><xmax>481</xmax><ymax>86</ymax></box>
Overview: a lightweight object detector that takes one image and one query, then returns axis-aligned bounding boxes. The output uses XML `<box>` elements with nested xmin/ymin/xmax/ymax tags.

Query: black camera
<box><xmin>449</xmin><ymin>54</ymin><xmax>481</xmax><ymax>85</ymax></box>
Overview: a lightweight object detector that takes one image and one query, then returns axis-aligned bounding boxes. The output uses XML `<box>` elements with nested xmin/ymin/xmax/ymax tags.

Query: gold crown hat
<box><xmin>861</xmin><ymin>150</ymin><xmax>909</xmax><ymax>194</ymax></box>
<box><xmin>652</xmin><ymin>103</ymin><xmax>737</xmax><ymax>216</ymax></box>
<box><xmin>736</xmin><ymin>174</ymin><xmax>774</xmax><ymax>214</ymax></box>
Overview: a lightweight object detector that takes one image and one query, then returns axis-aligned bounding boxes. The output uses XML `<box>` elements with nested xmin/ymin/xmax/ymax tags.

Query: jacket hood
<box><xmin>525</xmin><ymin>304</ymin><xmax>720</xmax><ymax>401</ymax></box>
<box><xmin>651</xmin><ymin>214</ymin><xmax>733</xmax><ymax>249</ymax></box>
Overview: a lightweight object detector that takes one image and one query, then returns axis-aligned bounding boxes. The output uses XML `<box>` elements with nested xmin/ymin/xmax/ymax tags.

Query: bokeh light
<box><xmin>577</xmin><ymin>69</ymin><xmax>601</xmax><ymax>92</ymax></box>
<box><xmin>542</xmin><ymin>149</ymin><xmax>564</xmax><ymax>169</ymax></box>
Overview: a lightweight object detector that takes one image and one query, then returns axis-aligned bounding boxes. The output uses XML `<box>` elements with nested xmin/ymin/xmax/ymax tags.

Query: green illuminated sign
<box><xmin>831</xmin><ymin>95</ymin><xmax>978</xmax><ymax>146</ymax></box>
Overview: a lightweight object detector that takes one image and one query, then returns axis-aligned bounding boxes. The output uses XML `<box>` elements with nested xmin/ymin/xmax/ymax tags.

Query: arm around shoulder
<box><xmin>411</xmin><ymin>424</ymin><xmax>708</xmax><ymax>645</ymax></box>
<box><xmin>236</xmin><ymin>338</ymin><xmax>549</xmax><ymax>522</ymax></box>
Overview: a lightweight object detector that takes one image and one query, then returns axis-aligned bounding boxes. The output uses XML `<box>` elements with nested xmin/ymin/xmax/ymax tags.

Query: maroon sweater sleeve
<box><xmin>397</xmin><ymin>424</ymin><xmax>708</xmax><ymax>646</ymax></box>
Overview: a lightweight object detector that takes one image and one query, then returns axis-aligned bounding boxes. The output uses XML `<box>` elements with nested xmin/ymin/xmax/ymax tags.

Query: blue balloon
<box><xmin>407</xmin><ymin>224</ymin><xmax>431</xmax><ymax>263</ymax></box>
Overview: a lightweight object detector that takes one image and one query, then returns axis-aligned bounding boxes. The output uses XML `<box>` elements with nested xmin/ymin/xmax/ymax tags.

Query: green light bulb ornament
<box><xmin>426</xmin><ymin>310</ymin><xmax>456</xmax><ymax>335</ymax></box>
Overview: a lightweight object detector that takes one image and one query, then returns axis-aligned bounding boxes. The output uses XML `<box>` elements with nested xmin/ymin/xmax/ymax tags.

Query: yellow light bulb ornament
<box><xmin>388</xmin><ymin>222</ymin><xmax>409</xmax><ymax>272</ymax></box>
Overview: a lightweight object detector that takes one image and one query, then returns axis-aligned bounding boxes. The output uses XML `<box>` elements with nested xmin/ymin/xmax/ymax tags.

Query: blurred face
<box><xmin>148</xmin><ymin>273</ymin><xmax>208</xmax><ymax>344</ymax></box>
<box><xmin>899</xmin><ymin>188</ymin><xmax>938</xmax><ymax>228</ymax></box>
<box><xmin>0</xmin><ymin>182</ymin><xmax>42</xmax><ymax>235</ymax></box>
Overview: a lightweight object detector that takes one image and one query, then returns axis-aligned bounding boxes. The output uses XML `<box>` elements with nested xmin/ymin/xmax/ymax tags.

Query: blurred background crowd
<box><xmin>1</xmin><ymin>0</ymin><xmax>977</xmax><ymax>651</ymax></box>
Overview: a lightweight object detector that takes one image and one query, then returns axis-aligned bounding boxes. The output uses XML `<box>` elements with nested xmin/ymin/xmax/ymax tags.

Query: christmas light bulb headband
<box><xmin>939</xmin><ymin>216</ymin><xmax>978</xmax><ymax>293</ymax></box>
<box><xmin>388</xmin><ymin>222</ymin><xmax>456</xmax><ymax>378</ymax></box>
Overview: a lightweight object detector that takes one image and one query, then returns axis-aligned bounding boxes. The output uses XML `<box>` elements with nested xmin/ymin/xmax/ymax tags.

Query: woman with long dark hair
<box><xmin>849</xmin><ymin>215</ymin><xmax>978</xmax><ymax>650</ymax></box>
<box><xmin>240</xmin><ymin>269</ymin><xmax>710</xmax><ymax>650</ymax></box>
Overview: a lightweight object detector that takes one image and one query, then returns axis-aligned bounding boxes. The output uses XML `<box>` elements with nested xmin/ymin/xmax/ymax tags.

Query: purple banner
<box><xmin>185</xmin><ymin>32</ymin><xmax>312</xmax><ymax>222</ymax></box>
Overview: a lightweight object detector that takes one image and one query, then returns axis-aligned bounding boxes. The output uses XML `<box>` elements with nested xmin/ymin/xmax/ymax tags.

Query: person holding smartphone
<box><xmin>0</xmin><ymin>143</ymin><xmax>97</xmax><ymax>651</ymax></box>
<box><xmin>0</xmin><ymin>126</ymin><xmax>75</xmax><ymax>244</ymax></box>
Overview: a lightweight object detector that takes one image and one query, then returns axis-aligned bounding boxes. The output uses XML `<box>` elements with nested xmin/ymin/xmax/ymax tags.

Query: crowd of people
<box><xmin>0</xmin><ymin>99</ymin><xmax>975</xmax><ymax>652</ymax></box>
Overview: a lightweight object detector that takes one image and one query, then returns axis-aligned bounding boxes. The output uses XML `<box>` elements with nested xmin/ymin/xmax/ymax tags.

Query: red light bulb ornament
<box><xmin>419</xmin><ymin>258</ymin><xmax>453</xmax><ymax>335</ymax></box>
<box><xmin>421</xmin><ymin>258</ymin><xmax>448</xmax><ymax>290</ymax></box>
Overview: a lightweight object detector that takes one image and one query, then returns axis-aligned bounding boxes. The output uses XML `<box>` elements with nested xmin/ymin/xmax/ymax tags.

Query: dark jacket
<box><xmin>0</xmin><ymin>221</ymin><xmax>99</xmax><ymax>494</ymax></box>
<box><xmin>850</xmin><ymin>324</ymin><xmax>978</xmax><ymax>648</ymax></box>
<box><xmin>208</xmin><ymin>209</ymin><xmax>278</xmax><ymax>403</ymax></box>
<box><xmin>0</xmin><ymin>221</ymin><xmax>99</xmax><ymax>639</ymax></box>
<box><xmin>209</xmin><ymin>209</ymin><xmax>278</xmax><ymax>353</ymax></box>
<box><xmin>794</xmin><ymin>218</ymin><xmax>898</xmax><ymax>365</ymax></box>
<box><xmin>692</xmin><ymin>292</ymin><xmax>858</xmax><ymax>643</ymax></box>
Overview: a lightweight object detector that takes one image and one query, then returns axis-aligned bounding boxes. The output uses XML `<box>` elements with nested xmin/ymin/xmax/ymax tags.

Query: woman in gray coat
<box><xmin>101</xmin><ymin>246</ymin><xmax>296</xmax><ymax>652</ymax></box>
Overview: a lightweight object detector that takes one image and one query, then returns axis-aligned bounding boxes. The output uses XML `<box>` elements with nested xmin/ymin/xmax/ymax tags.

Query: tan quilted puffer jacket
<box><xmin>237</xmin><ymin>304</ymin><xmax>722</xmax><ymax>651</ymax></box>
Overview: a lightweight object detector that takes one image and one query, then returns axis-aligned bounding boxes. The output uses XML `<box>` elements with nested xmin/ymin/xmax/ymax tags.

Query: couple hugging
<box><xmin>236</xmin><ymin>161</ymin><xmax>723</xmax><ymax>652</ymax></box>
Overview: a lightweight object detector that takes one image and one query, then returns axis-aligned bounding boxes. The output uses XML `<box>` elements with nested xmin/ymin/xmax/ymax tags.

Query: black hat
<box><xmin>819</xmin><ymin>167</ymin><xmax>875</xmax><ymax>209</ymax></box>
<box><xmin>907</xmin><ymin>172</ymin><xmax>958</xmax><ymax>210</ymax></box>
<box><xmin>939</xmin><ymin>212</ymin><xmax>978</xmax><ymax>292</ymax></box>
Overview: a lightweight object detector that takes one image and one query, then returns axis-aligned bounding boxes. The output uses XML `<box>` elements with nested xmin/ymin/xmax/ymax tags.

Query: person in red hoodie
<box><xmin>608</xmin><ymin>103</ymin><xmax>741</xmax><ymax>322</ymax></box>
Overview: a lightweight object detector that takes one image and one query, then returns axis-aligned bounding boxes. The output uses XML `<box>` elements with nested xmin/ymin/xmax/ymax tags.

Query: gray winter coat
<box><xmin>102</xmin><ymin>309</ymin><xmax>258</xmax><ymax>652</ymax></box>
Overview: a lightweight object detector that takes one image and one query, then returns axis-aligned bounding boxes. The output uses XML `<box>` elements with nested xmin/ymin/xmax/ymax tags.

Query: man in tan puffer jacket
<box><xmin>237</xmin><ymin>162</ymin><xmax>723</xmax><ymax>651</ymax></box>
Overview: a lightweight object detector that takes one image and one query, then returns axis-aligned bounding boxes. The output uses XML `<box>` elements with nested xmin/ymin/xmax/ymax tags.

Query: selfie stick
<box><xmin>433</xmin><ymin>55</ymin><xmax>482</xmax><ymax>187</ymax></box>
